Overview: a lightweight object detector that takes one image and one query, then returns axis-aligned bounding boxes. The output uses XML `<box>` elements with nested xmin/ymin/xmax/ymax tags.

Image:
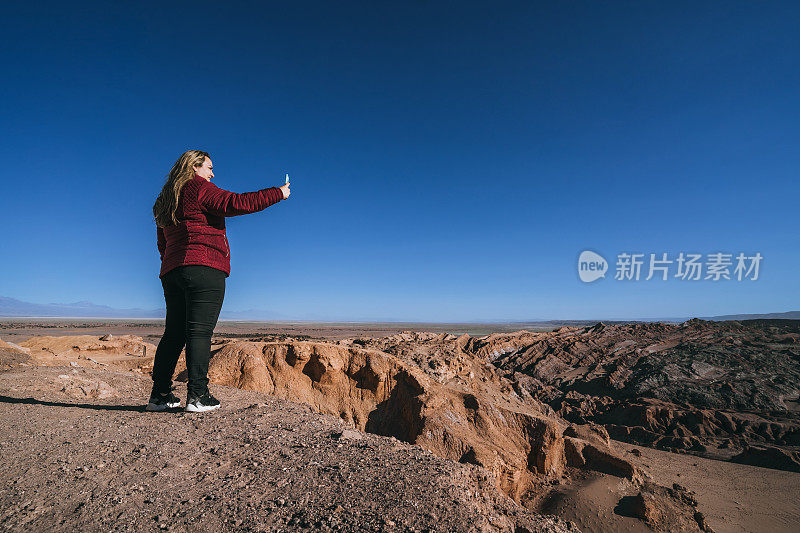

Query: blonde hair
<box><xmin>153</xmin><ymin>150</ymin><xmax>210</xmax><ymax>227</ymax></box>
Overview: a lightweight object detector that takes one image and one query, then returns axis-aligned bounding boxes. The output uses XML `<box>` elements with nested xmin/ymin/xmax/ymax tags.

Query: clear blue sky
<box><xmin>2</xmin><ymin>1</ymin><xmax>798</xmax><ymax>321</ymax></box>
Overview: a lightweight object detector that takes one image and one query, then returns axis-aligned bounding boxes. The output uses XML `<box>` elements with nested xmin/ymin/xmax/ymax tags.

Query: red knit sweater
<box><xmin>157</xmin><ymin>173</ymin><xmax>284</xmax><ymax>278</ymax></box>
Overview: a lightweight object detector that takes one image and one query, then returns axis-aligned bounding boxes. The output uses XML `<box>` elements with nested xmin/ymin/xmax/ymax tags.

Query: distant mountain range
<box><xmin>0</xmin><ymin>296</ymin><xmax>320</xmax><ymax>321</ymax></box>
<box><xmin>700</xmin><ymin>311</ymin><xmax>800</xmax><ymax>321</ymax></box>
<box><xmin>0</xmin><ymin>296</ymin><xmax>797</xmax><ymax>323</ymax></box>
<box><xmin>0</xmin><ymin>297</ymin><xmax>166</xmax><ymax>319</ymax></box>
<box><xmin>518</xmin><ymin>310</ymin><xmax>800</xmax><ymax>325</ymax></box>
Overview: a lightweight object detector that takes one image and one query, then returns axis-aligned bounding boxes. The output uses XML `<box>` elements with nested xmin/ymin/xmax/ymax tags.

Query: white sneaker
<box><xmin>146</xmin><ymin>390</ymin><xmax>181</xmax><ymax>411</ymax></box>
<box><xmin>185</xmin><ymin>391</ymin><xmax>221</xmax><ymax>413</ymax></box>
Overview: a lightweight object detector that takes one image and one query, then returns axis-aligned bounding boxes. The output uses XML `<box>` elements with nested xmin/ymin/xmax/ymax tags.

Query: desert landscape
<box><xmin>1</xmin><ymin>318</ymin><xmax>798</xmax><ymax>532</ymax></box>
<box><xmin>6</xmin><ymin>1</ymin><xmax>799</xmax><ymax>531</ymax></box>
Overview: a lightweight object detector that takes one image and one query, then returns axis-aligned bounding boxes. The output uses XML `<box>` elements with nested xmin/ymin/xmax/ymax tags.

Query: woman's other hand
<box><xmin>279</xmin><ymin>181</ymin><xmax>291</xmax><ymax>199</ymax></box>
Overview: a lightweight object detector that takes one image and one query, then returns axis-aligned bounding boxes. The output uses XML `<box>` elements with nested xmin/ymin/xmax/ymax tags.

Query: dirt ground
<box><xmin>619</xmin><ymin>442</ymin><xmax>800</xmax><ymax>533</ymax></box>
<box><xmin>0</xmin><ymin>365</ymin><xmax>572</xmax><ymax>533</ymax></box>
<box><xmin>525</xmin><ymin>443</ymin><xmax>800</xmax><ymax>533</ymax></box>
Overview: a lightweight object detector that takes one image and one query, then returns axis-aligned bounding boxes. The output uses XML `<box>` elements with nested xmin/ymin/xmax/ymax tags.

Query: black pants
<box><xmin>152</xmin><ymin>265</ymin><xmax>226</xmax><ymax>399</ymax></box>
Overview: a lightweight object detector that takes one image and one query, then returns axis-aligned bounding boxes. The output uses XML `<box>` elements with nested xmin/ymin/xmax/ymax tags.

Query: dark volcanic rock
<box><xmin>483</xmin><ymin>319</ymin><xmax>800</xmax><ymax>470</ymax></box>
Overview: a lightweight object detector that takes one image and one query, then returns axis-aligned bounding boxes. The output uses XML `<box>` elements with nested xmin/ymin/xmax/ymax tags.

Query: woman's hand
<box><xmin>279</xmin><ymin>181</ymin><xmax>291</xmax><ymax>199</ymax></box>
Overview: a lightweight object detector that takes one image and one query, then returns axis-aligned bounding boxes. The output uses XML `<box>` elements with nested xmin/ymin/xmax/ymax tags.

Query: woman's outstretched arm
<box><xmin>198</xmin><ymin>180</ymin><xmax>284</xmax><ymax>217</ymax></box>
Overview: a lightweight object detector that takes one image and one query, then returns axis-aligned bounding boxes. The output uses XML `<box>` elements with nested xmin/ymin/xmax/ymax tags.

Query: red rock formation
<box><xmin>205</xmin><ymin>339</ymin><xmax>639</xmax><ymax>503</ymax></box>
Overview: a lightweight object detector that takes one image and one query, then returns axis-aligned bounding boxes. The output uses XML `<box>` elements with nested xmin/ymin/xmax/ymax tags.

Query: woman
<box><xmin>149</xmin><ymin>149</ymin><xmax>289</xmax><ymax>412</ymax></box>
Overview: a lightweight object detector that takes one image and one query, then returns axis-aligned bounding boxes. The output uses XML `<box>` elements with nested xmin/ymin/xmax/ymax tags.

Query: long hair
<box><xmin>153</xmin><ymin>150</ymin><xmax>210</xmax><ymax>227</ymax></box>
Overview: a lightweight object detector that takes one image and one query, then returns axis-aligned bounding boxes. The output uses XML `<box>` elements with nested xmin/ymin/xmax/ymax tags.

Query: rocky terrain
<box><xmin>476</xmin><ymin>319</ymin><xmax>800</xmax><ymax>470</ymax></box>
<box><xmin>0</xmin><ymin>365</ymin><xmax>577</xmax><ymax>533</ymax></box>
<box><xmin>2</xmin><ymin>318</ymin><xmax>800</xmax><ymax>531</ymax></box>
<box><xmin>346</xmin><ymin>319</ymin><xmax>800</xmax><ymax>471</ymax></box>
